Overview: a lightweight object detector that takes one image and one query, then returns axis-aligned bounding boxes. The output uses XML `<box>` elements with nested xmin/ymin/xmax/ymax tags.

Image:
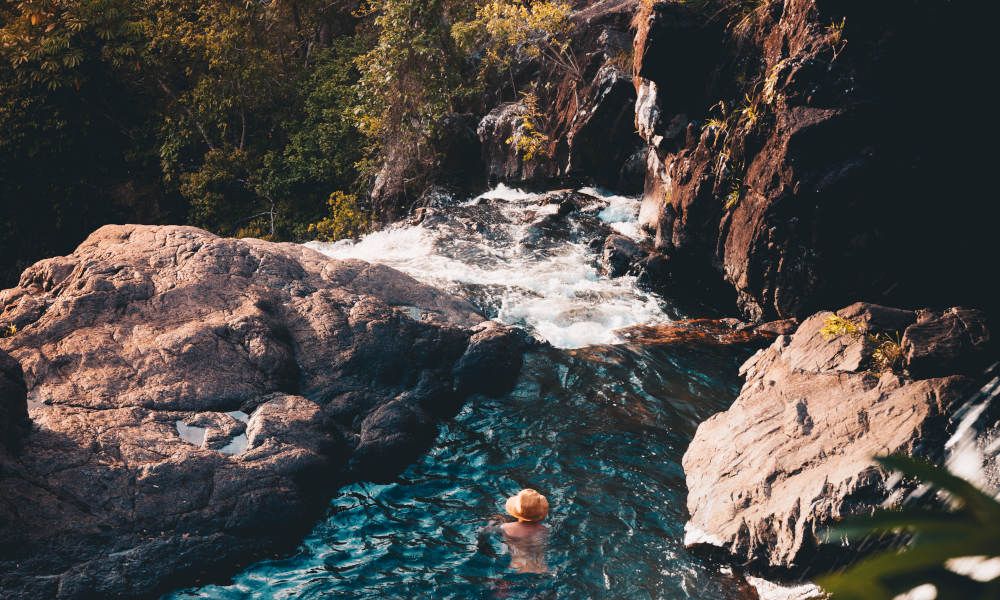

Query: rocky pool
<box><xmin>167</xmin><ymin>187</ymin><xmax>756</xmax><ymax>599</ymax></box>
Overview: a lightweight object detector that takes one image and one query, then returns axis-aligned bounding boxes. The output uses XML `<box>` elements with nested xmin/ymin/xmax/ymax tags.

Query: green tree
<box><xmin>351</xmin><ymin>0</ymin><xmax>467</xmax><ymax>209</ymax></box>
<box><xmin>0</xmin><ymin>0</ymin><xmax>167</xmax><ymax>284</ymax></box>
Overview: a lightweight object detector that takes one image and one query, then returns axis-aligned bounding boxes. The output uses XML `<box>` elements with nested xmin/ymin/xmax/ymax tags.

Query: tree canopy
<box><xmin>0</xmin><ymin>0</ymin><xmax>575</xmax><ymax>285</ymax></box>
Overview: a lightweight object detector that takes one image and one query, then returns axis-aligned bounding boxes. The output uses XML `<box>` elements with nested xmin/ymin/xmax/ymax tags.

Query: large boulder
<box><xmin>682</xmin><ymin>303</ymin><xmax>991</xmax><ymax>570</ymax></box>
<box><xmin>0</xmin><ymin>225</ymin><xmax>524</xmax><ymax>598</ymax></box>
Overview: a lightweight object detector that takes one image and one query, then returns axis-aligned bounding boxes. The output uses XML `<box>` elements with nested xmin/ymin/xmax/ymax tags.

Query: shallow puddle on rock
<box><xmin>218</xmin><ymin>434</ymin><xmax>248</xmax><ymax>455</ymax></box>
<box><xmin>175</xmin><ymin>421</ymin><xmax>207</xmax><ymax>447</ymax></box>
<box><xmin>176</xmin><ymin>411</ymin><xmax>251</xmax><ymax>455</ymax></box>
<box><xmin>226</xmin><ymin>410</ymin><xmax>250</xmax><ymax>423</ymax></box>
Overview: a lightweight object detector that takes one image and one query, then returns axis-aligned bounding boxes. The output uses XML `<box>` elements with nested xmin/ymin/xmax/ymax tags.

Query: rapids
<box><xmin>306</xmin><ymin>186</ymin><xmax>671</xmax><ymax>348</ymax></box>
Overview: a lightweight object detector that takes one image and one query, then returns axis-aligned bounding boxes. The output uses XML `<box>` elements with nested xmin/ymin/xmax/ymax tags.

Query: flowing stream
<box><xmin>168</xmin><ymin>187</ymin><xmax>756</xmax><ymax>599</ymax></box>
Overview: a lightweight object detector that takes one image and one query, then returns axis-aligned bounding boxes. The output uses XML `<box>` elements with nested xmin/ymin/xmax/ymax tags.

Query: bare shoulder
<box><xmin>502</xmin><ymin>522</ymin><xmax>548</xmax><ymax>538</ymax></box>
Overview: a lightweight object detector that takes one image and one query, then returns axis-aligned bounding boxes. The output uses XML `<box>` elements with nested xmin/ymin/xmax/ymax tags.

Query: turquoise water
<box><xmin>168</xmin><ymin>187</ymin><xmax>756</xmax><ymax>599</ymax></box>
<box><xmin>169</xmin><ymin>342</ymin><xmax>753</xmax><ymax>600</ymax></box>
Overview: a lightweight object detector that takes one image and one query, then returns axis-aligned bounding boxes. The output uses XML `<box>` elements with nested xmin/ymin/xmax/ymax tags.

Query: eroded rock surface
<box><xmin>682</xmin><ymin>303</ymin><xmax>992</xmax><ymax>570</ymax></box>
<box><xmin>0</xmin><ymin>224</ymin><xmax>524</xmax><ymax>598</ymax></box>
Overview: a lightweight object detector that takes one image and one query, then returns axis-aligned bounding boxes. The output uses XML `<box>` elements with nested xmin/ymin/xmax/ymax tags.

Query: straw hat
<box><xmin>505</xmin><ymin>489</ymin><xmax>549</xmax><ymax>522</ymax></box>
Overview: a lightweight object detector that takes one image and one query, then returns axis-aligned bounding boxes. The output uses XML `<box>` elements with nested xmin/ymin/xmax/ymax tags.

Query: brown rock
<box><xmin>756</xmin><ymin>318</ymin><xmax>799</xmax><ymax>337</ymax></box>
<box><xmin>836</xmin><ymin>302</ymin><xmax>916</xmax><ymax>334</ymax></box>
<box><xmin>0</xmin><ymin>225</ymin><xmax>524</xmax><ymax>598</ymax></box>
<box><xmin>682</xmin><ymin>306</ymin><xmax>978</xmax><ymax>569</ymax></box>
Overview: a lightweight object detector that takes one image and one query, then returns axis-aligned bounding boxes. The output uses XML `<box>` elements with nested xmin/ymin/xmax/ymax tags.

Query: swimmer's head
<box><xmin>505</xmin><ymin>489</ymin><xmax>549</xmax><ymax>522</ymax></box>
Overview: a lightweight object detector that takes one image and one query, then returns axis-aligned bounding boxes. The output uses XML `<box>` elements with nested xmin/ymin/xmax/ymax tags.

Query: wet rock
<box><xmin>537</xmin><ymin>189</ymin><xmax>599</xmax><ymax>217</ymax></box>
<box><xmin>0</xmin><ymin>225</ymin><xmax>524</xmax><ymax>598</ymax></box>
<box><xmin>602</xmin><ymin>234</ymin><xmax>645</xmax><ymax>277</ymax></box>
<box><xmin>903</xmin><ymin>307</ymin><xmax>992</xmax><ymax>379</ymax></box>
<box><xmin>756</xmin><ymin>318</ymin><xmax>799</xmax><ymax>337</ymax></box>
<box><xmin>520</xmin><ymin>191</ymin><xmax>611</xmax><ymax>251</ymax></box>
<box><xmin>0</xmin><ymin>350</ymin><xmax>28</xmax><ymax>451</ymax></box>
<box><xmin>453</xmin><ymin>322</ymin><xmax>532</xmax><ymax>399</ymax></box>
<box><xmin>616</xmin><ymin>319</ymin><xmax>779</xmax><ymax>348</ymax></box>
<box><xmin>682</xmin><ymin>304</ymin><xmax>986</xmax><ymax>570</ymax></box>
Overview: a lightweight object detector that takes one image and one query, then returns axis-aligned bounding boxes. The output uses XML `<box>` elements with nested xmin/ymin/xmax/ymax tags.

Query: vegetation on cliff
<box><xmin>0</xmin><ymin>0</ymin><xmax>573</xmax><ymax>286</ymax></box>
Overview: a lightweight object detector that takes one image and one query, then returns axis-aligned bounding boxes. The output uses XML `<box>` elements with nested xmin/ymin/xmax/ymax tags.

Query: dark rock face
<box><xmin>0</xmin><ymin>225</ymin><xmax>524</xmax><ymax>599</ymax></box>
<box><xmin>477</xmin><ymin>1</ymin><xmax>643</xmax><ymax>191</ymax></box>
<box><xmin>0</xmin><ymin>350</ymin><xmax>28</xmax><ymax>450</ymax></box>
<box><xmin>903</xmin><ymin>307</ymin><xmax>992</xmax><ymax>379</ymax></box>
<box><xmin>478</xmin><ymin>102</ymin><xmax>553</xmax><ymax>186</ymax></box>
<box><xmin>634</xmin><ymin>0</ymin><xmax>996</xmax><ymax>321</ymax></box>
<box><xmin>565</xmin><ymin>65</ymin><xmax>646</xmax><ymax>193</ymax></box>
<box><xmin>682</xmin><ymin>303</ymin><xmax>992</xmax><ymax>571</ymax></box>
<box><xmin>633</xmin><ymin>252</ymin><xmax>739</xmax><ymax>317</ymax></box>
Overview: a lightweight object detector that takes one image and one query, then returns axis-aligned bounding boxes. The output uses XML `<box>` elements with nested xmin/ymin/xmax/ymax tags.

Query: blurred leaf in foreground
<box><xmin>818</xmin><ymin>455</ymin><xmax>1000</xmax><ymax>600</ymax></box>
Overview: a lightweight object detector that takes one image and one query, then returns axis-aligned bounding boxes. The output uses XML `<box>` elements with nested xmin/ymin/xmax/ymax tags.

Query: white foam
<box><xmin>307</xmin><ymin>186</ymin><xmax>669</xmax><ymax>348</ymax></box>
<box><xmin>744</xmin><ymin>576</ymin><xmax>825</xmax><ymax>600</ymax></box>
<box><xmin>893</xmin><ymin>584</ymin><xmax>937</xmax><ymax>600</ymax></box>
<box><xmin>474</xmin><ymin>182</ymin><xmax>537</xmax><ymax>202</ymax></box>
<box><xmin>682</xmin><ymin>522</ymin><xmax>725</xmax><ymax>548</ymax></box>
<box><xmin>944</xmin><ymin>374</ymin><xmax>1000</xmax><ymax>495</ymax></box>
<box><xmin>587</xmin><ymin>187</ymin><xmax>646</xmax><ymax>240</ymax></box>
<box><xmin>946</xmin><ymin>556</ymin><xmax>1000</xmax><ymax>582</ymax></box>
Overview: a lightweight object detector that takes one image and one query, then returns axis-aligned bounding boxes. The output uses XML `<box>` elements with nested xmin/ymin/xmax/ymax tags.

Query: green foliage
<box><xmin>819</xmin><ymin>455</ymin><xmax>1000</xmax><ymax>600</ymax></box>
<box><xmin>0</xmin><ymin>323</ymin><xmax>17</xmax><ymax>338</ymax></box>
<box><xmin>0</xmin><ymin>0</ymin><xmax>587</xmax><ymax>285</ymax></box>
<box><xmin>871</xmin><ymin>331</ymin><xmax>904</xmax><ymax>373</ymax></box>
<box><xmin>452</xmin><ymin>0</ymin><xmax>578</xmax><ymax>81</ymax></box>
<box><xmin>0</xmin><ymin>0</ymin><xmax>169</xmax><ymax>286</ymax></box>
<box><xmin>820</xmin><ymin>314</ymin><xmax>863</xmax><ymax>340</ymax></box>
<box><xmin>0</xmin><ymin>0</ymin><xmax>144</xmax><ymax>91</ymax></box>
<box><xmin>0</xmin><ymin>0</ymin><xmax>371</xmax><ymax>283</ymax></box>
<box><xmin>507</xmin><ymin>91</ymin><xmax>550</xmax><ymax>161</ymax></box>
<box><xmin>307</xmin><ymin>191</ymin><xmax>369</xmax><ymax>242</ymax></box>
<box><xmin>820</xmin><ymin>315</ymin><xmax>904</xmax><ymax>372</ymax></box>
<box><xmin>179</xmin><ymin>148</ymin><xmax>256</xmax><ymax>235</ymax></box>
<box><xmin>724</xmin><ymin>184</ymin><xmax>741</xmax><ymax>210</ymax></box>
<box><xmin>827</xmin><ymin>17</ymin><xmax>848</xmax><ymax>61</ymax></box>
<box><xmin>351</xmin><ymin>0</ymin><xmax>467</xmax><ymax>199</ymax></box>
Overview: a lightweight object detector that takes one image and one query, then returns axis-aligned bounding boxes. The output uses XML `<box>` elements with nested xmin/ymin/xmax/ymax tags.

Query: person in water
<box><xmin>498</xmin><ymin>488</ymin><xmax>550</xmax><ymax>574</ymax></box>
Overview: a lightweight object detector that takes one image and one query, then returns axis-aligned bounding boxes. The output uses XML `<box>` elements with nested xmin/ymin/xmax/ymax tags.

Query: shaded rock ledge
<box><xmin>0</xmin><ymin>224</ymin><xmax>526</xmax><ymax>599</ymax></box>
<box><xmin>682</xmin><ymin>303</ymin><xmax>993</xmax><ymax>576</ymax></box>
